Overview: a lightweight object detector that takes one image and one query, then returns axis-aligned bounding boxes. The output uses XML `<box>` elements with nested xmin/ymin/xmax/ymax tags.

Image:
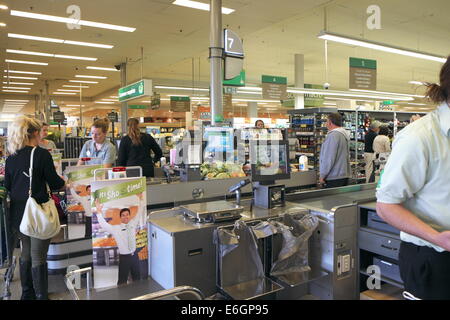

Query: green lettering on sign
<box><xmin>261</xmin><ymin>75</ymin><xmax>287</xmax><ymax>85</ymax></box>
<box><xmin>129</xmin><ymin>105</ymin><xmax>148</xmax><ymax>109</ymax></box>
<box><xmin>68</xmin><ymin>165</ymin><xmax>103</xmax><ymax>182</ymax></box>
<box><xmin>94</xmin><ymin>177</ymin><xmax>146</xmax><ymax>204</ymax></box>
<box><xmin>118</xmin><ymin>79</ymin><xmax>153</xmax><ymax>102</ymax></box>
<box><xmin>382</xmin><ymin>100</ymin><xmax>395</xmax><ymax>105</ymax></box>
<box><xmin>170</xmin><ymin>96</ymin><xmax>190</xmax><ymax>102</ymax></box>
<box><xmin>349</xmin><ymin>57</ymin><xmax>377</xmax><ymax>69</ymax></box>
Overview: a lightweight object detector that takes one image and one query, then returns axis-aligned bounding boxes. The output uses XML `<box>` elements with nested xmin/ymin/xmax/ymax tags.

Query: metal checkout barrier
<box><xmin>148</xmin><ymin>183</ymin><xmax>377</xmax><ymax>300</ymax></box>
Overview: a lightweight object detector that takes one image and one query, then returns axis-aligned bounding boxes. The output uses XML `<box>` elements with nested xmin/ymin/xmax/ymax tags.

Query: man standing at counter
<box><xmin>319</xmin><ymin>112</ymin><xmax>351</xmax><ymax>188</ymax></box>
<box><xmin>376</xmin><ymin>57</ymin><xmax>450</xmax><ymax>300</ymax></box>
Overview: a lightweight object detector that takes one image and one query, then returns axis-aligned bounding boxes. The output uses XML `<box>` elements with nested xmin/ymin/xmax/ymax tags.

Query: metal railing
<box><xmin>65</xmin><ymin>267</ymin><xmax>92</xmax><ymax>300</ymax></box>
<box><xmin>131</xmin><ymin>286</ymin><xmax>205</xmax><ymax>300</ymax></box>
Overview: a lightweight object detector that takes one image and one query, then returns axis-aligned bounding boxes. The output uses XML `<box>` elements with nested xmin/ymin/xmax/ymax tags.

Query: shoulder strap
<box><xmin>28</xmin><ymin>147</ymin><xmax>37</xmax><ymax>196</ymax></box>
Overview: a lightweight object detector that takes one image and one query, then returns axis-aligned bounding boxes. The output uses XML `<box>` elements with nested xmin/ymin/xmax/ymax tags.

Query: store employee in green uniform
<box><xmin>376</xmin><ymin>56</ymin><xmax>450</xmax><ymax>300</ymax></box>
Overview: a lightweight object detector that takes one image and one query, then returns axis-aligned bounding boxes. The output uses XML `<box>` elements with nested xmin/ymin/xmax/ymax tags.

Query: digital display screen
<box><xmin>204</xmin><ymin>127</ymin><xmax>234</xmax><ymax>154</ymax></box>
<box><xmin>250</xmin><ymin>141</ymin><xmax>290</xmax><ymax>181</ymax></box>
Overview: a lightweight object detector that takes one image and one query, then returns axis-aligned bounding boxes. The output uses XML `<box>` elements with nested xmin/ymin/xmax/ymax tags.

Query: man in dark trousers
<box><xmin>319</xmin><ymin>113</ymin><xmax>351</xmax><ymax>188</ymax></box>
<box><xmin>95</xmin><ymin>193</ymin><xmax>144</xmax><ymax>285</ymax></box>
<box><xmin>364</xmin><ymin>121</ymin><xmax>380</xmax><ymax>183</ymax></box>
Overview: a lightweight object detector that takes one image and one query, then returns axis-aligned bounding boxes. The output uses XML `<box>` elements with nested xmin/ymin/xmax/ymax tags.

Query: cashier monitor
<box><xmin>250</xmin><ymin>140</ymin><xmax>291</xmax><ymax>184</ymax></box>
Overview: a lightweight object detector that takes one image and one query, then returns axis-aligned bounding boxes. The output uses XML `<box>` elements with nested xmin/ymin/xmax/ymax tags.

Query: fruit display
<box><xmin>200</xmin><ymin>161</ymin><xmax>247</xmax><ymax>180</ymax></box>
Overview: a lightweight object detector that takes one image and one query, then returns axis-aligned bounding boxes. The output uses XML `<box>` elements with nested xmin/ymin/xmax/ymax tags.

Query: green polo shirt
<box><xmin>376</xmin><ymin>102</ymin><xmax>450</xmax><ymax>252</ymax></box>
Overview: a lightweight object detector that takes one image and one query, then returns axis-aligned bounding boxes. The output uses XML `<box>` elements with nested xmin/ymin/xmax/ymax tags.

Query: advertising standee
<box><xmin>91</xmin><ymin>177</ymin><xmax>148</xmax><ymax>289</ymax></box>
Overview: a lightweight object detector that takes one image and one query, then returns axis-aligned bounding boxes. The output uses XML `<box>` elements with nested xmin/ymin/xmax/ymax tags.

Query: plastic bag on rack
<box><xmin>269</xmin><ymin>212</ymin><xmax>319</xmax><ymax>277</ymax></box>
<box><xmin>214</xmin><ymin>220</ymin><xmax>265</xmax><ymax>287</ymax></box>
<box><xmin>251</xmin><ymin>221</ymin><xmax>278</xmax><ymax>239</ymax></box>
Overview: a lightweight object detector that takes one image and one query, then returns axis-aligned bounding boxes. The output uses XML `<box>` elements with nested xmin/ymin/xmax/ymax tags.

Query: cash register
<box><xmin>250</xmin><ymin>140</ymin><xmax>290</xmax><ymax>209</ymax></box>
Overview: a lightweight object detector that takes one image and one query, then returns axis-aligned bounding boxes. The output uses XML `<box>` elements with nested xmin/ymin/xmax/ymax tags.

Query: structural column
<box><xmin>247</xmin><ymin>101</ymin><xmax>258</xmax><ymax>118</ymax></box>
<box><xmin>120</xmin><ymin>62</ymin><xmax>128</xmax><ymax>134</ymax></box>
<box><xmin>44</xmin><ymin>80</ymin><xmax>51</xmax><ymax>122</ymax></box>
<box><xmin>209</xmin><ymin>0</ymin><xmax>223</xmax><ymax>125</ymax></box>
<box><xmin>294</xmin><ymin>54</ymin><xmax>305</xmax><ymax>109</ymax></box>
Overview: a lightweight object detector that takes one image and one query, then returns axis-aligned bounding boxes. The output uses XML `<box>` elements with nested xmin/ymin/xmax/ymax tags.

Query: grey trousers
<box><xmin>14</xmin><ymin>230</ymin><xmax>51</xmax><ymax>267</ymax></box>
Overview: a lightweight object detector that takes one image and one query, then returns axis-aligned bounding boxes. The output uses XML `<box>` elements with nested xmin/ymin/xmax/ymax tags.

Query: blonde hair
<box><xmin>7</xmin><ymin>116</ymin><xmax>42</xmax><ymax>155</ymax></box>
<box><xmin>127</xmin><ymin>118</ymin><xmax>141</xmax><ymax>145</ymax></box>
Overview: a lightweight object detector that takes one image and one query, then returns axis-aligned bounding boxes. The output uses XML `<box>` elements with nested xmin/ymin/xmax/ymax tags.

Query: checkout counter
<box><xmin>147</xmin><ymin>179</ymin><xmax>379</xmax><ymax>300</ymax></box>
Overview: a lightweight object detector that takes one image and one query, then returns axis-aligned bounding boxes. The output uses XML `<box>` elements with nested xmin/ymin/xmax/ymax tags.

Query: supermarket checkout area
<box><xmin>146</xmin><ymin>182</ymin><xmax>379</xmax><ymax>300</ymax></box>
<box><xmin>52</xmin><ymin>178</ymin><xmax>387</xmax><ymax>300</ymax></box>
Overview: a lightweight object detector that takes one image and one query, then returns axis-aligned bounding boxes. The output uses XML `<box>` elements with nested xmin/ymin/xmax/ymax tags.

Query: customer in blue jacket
<box><xmin>319</xmin><ymin>112</ymin><xmax>351</xmax><ymax>188</ymax></box>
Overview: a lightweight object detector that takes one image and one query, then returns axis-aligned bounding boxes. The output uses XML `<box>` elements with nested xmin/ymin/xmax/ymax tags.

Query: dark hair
<box><xmin>255</xmin><ymin>120</ymin><xmax>264</xmax><ymax>127</ymax></box>
<box><xmin>378</xmin><ymin>126</ymin><xmax>389</xmax><ymax>136</ymax></box>
<box><xmin>327</xmin><ymin>112</ymin><xmax>342</xmax><ymax>127</ymax></box>
<box><xmin>127</xmin><ymin>118</ymin><xmax>142</xmax><ymax>145</ymax></box>
<box><xmin>42</xmin><ymin>122</ymin><xmax>49</xmax><ymax>127</ymax></box>
<box><xmin>426</xmin><ymin>56</ymin><xmax>450</xmax><ymax>103</ymax></box>
<box><xmin>92</xmin><ymin>118</ymin><xmax>110</xmax><ymax>133</ymax></box>
<box><xmin>86</xmin><ymin>185</ymin><xmax>91</xmax><ymax>191</ymax></box>
<box><xmin>119</xmin><ymin>208</ymin><xmax>131</xmax><ymax>217</ymax></box>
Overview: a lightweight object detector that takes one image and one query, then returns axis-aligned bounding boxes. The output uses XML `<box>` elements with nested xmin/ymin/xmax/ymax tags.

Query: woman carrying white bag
<box><xmin>5</xmin><ymin>116</ymin><xmax>65</xmax><ymax>300</ymax></box>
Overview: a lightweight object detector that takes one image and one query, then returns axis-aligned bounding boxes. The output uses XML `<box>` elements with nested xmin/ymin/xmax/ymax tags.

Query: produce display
<box><xmin>200</xmin><ymin>161</ymin><xmax>247</xmax><ymax>180</ymax></box>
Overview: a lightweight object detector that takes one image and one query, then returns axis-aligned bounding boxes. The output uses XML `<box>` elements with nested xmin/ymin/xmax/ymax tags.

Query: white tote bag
<box><xmin>20</xmin><ymin>147</ymin><xmax>61</xmax><ymax>240</ymax></box>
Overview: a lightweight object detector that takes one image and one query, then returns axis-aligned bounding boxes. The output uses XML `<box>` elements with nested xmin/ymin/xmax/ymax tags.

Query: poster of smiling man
<box><xmin>90</xmin><ymin>177</ymin><xmax>148</xmax><ymax>289</ymax></box>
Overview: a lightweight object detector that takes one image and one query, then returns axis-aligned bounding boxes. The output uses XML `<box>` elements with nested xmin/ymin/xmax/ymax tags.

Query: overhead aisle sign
<box><xmin>118</xmin><ymin>79</ymin><xmax>153</xmax><ymax>102</ymax></box>
<box><xmin>349</xmin><ymin>57</ymin><xmax>377</xmax><ymax>90</ymax></box>
<box><xmin>223</xmin><ymin>70</ymin><xmax>246</xmax><ymax>87</ymax></box>
<box><xmin>262</xmin><ymin>75</ymin><xmax>288</xmax><ymax>100</ymax></box>
<box><xmin>170</xmin><ymin>96</ymin><xmax>191</xmax><ymax>112</ymax></box>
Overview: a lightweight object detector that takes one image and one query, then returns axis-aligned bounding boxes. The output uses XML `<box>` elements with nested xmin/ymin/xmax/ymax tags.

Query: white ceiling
<box><xmin>0</xmin><ymin>0</ymin><xmax>448</xmax><ymax>115</ymax></box>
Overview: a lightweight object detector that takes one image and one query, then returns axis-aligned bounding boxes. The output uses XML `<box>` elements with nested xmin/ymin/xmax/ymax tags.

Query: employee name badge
<box><xmin>86</xmin><ymin>150</ymin><xmax>91</xmax><ymax>157</ymax></box>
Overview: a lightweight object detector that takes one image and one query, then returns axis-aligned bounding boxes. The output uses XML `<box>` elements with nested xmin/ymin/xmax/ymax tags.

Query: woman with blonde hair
<box><xmin>117</xmin><ymin>118</ymin><xmax>163</xmax><ymax>177</ymax></box>
<box><xmin>77</xmin><ymin>117</ymin><xmax>116</xmax><ymax>167</ymax></box>
<box><xmin>5</xmin><ymin>116</ymin><xmax>65</xmax><ymax>300</ymax></box>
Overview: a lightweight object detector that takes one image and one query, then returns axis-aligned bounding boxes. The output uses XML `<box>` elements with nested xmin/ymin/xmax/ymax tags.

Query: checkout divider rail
<box><xmin>130</xmin><ymin>286</ymin><xmax>205</xmax><ymax>300</ymax></box>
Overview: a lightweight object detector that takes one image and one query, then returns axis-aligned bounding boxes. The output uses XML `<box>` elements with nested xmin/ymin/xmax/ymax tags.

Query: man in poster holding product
<box><xmin>95</xmin><ymin>192</ymin><xmax>145</xmax><ymax>285</ymax></box>
<box><xmin>68</xmin><ymin>182</ymin><xmax>92</xmax><ymax>237</ymax></box>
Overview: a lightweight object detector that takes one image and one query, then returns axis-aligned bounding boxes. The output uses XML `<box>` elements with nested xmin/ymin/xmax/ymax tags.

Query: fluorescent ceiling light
<box><xmin>349</xmin><ymin>88</ymin><xmax>425</xmax><ymax>98</ymax></box>
<box><xmin>154</xmin><ymin>85</ymin><xmax>209</xmax><ymax>92</ymax></box>
<box><xmin>324</xmin><ymin>102</ymin><xmax>337</xmax><ymax>106</ymax></box>
<box><xmin>87</xmin><ymin>66</ymin><xmax>119</xmax><ymax>72</ymax></box>
<box><xmin>3</xmin><ymin>86</ymin><xmax>31</xmax><ymax>90</ymax></box>
<box><xmin>95</xmin><ymin>101</ymin><xmax>115</xmax><ymax>104</ymax></box>
<box><xmin>3</xmin><ymin>82</ymin><xmax>34</xmax><ymax>86</ymax></box>
<box><xmin>2</xmin><ymin>89</ymin><xmax>29</xmax><ymax>93</ymax></box>
<box><xmin>5</xmin><ymin>59</ymin><xmax>48</xmax><ymax>66</ymax></box>
<box><xmin>409</xmin><ymin>81</ymin><xmax>427</xmax><ymax>86</ymax></box>
<box><xmin>3</xmin><ymin>75</ymin><xmax>38</xmax><ymax>80</ymax></box>
<box><xmin>3</xmin><ymin>70</ymin><xmax>42</xmax><ymax>75</ymax></box>
<box><xmin>53</xmin><ymin>92</ymin><xmax>77</xmax><ymax>95</ymax></box>
<box><xmin>57</xmin><ymin>89</ymin><xmax>80</xmax><ymax>92</ymax></box>
<box><xmin>318</xmin><ymin>31</ymin><xmax>447</xmax><ymax>63</ymax></box>
<box><xmin>0</xmin><ymin>5</ymin><xmax>7</xmax><ymax>10</ymax></box>
<box><xmin>7</xmin><ymin>49</ymin><xmax>97</xmax><ymax>61</ymax></box>
<box><xmin>5</xmin><ymin>99</ymin><xmax>29</xmax><ymax>102</ymax></box>
<box><xmin>63</xmin><ymin>85</ymin><xmax>89</xmax><ymax>88</ymax></box>
<box><xmin>236</xmin><ymin>91</ymin><xmax>261</xmax><ymax>95</ymax></box>
<box><xmin>75</xmin><ymin>75</ymin><xmax>107</xmax><ymax>79</ymax></box>
<box><xmin>232</xmin><ymin>99</ymin><xmax>279</xmax><ymax>103</ymax></box>
<box><xmin>66</xmin><ymin>105</ymin><xmax>85</xmax><ymax>107</ymax></box>
<box><xmin>0</xmin><ymin>23</ymin><xmax>6</xmax><ymax>27</ymax></box>
<box><xmin>286</xmin><ymin>88</ymin><xmax>414</xmax><ymax>101</ymax></box>
<box><xmin>69</xmin><ymin>80</ymin><xmax>98</xmax><ymax>84</ymax></box>
<box><xmin>407</xmin><ymin>102</ymin><xmax>427</xmax><ymax>106</ymax></box>
<box><xmin>8</xmin><ymin>33</ymin><xmax>113</xmax><ymax>49</ymax></box>
<box><xmin>172</xmin><ymin>0</ymin><xmax>235</xmax><ymax>14</ymax></box>
<box><xmin>110</xmin><ymin>96</ymin><xmax>118</xmax><ymax>98</ymax></box>
<box><xmin>11</xmin><ymin>10</ymin><xmax>136</xmax><ymax>32</ymax></box>
<box><xmin>101</xmin><ymin>99</ymin><xmax>118</xmax><ymax>102</ymax></box>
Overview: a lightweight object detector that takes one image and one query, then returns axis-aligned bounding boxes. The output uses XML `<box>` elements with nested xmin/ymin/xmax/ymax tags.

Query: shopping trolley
<box><xmin>0</xmin><ymin>187</ymin><xmax>16</xmax><ymax>300</ymax></box>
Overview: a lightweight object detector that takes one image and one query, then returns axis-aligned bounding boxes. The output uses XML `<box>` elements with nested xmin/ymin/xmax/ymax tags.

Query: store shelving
<box><xmin>288</xmin><ymin>108</ymin><xmax>337</xmax><ymax>171</ymax></box>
